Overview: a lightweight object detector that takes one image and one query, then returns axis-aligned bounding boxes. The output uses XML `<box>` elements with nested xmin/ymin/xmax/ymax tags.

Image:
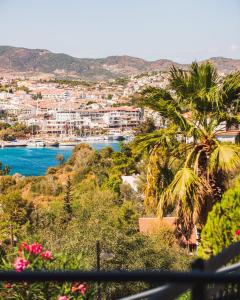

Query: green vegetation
<box><xmin>133</xmin><ymin>62</ymin><xmax>240</xmax><ymax>241</ymax></box>
<box><xmin>112</xmin><ymin>77</ymin><xmax>130</xmax><ymax>86</ymax></box>
<box><xmin>0</xmin><ymin>143</ymin><xmax>189</xmax><ymax>298</ymax></box>
<box><xmin>16</xmin><ymin>85</ymin><xmax>31</xmax><ymax>93</ymax></box>
<box><xmin>0</xmin><ymin>62</ymin><xmax>239</xmax><ymax>298</ymax></box>
<box><xmin>134</xmin><ymin>117</ymin><xmax>156</xmax><ymax>134</ymax></box>
<box><xmin>0</xmin><ymin>122</ymin><xmax>39</xmax><ymax>140</ymax></box>
<box><xmin>198</xmin><ymin>177</ymin><xmax>240</xmax><ymax>259</ymax></box>
<box><xmin>42</xmin><ymin>79</ymin><xmax>92</xmax><ymax>87</ymax></box>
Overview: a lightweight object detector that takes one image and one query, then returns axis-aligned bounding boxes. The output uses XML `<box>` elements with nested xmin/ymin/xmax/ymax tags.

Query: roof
<box><xmin>138</xmin><ymin>217</ymin><xmax>197</xmax><ymax>245</ymax></box>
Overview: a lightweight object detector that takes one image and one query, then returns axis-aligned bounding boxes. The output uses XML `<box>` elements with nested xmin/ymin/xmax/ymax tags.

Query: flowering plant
<box><xmin>235</xmin><ymin>229</ymin><xmax>240</xmax><ymax>237</ymax></box>
<box><xmin>0</xmin><ymin>242</ymin><xmax>92</xmax><ymax>300</ymax></box>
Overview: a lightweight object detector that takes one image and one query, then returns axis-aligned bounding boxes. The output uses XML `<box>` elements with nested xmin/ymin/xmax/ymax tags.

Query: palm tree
<box><xmin>133</xmin><ymin>62</ymin><xmax>240</xmax><ymax>241</ymax></box>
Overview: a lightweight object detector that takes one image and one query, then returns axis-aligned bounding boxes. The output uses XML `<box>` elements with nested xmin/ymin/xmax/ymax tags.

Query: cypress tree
<box><xmin>63</xmin><ymin>176</ymin><xmax>73</xmax><ymax>222</ymax></box>
<box><xmin>198</xmin><ymin>177</ymin><xmax>240</xmax><ymax>259</ymax></box>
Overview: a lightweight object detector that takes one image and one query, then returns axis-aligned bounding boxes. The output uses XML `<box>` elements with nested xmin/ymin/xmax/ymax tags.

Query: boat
<box><xmin>1</xmin><ymin>141</ymin><xmax>27</xmax><ymax>148</ymax></box>
<box><xmin>59</xmin><ymin>141</ymin><xmax>78</xmax><ymax>146</ymax></box>
<box><xmin>27</xmin><ymin>140</ymin><xmax>46</xmax><ymax>147</ymax></box>
<box><xmin>45</xmin><ymin>141</ymin><xmax>59</xmax><ymax>147</ymax></box>
<box><xmin>108</xmin><ymin>134</ymin><xmax>125</xmax><ymax>141</ymax></box>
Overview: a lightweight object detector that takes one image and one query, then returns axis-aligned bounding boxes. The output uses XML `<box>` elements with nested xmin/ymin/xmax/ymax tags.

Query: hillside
<box><xmin>0</xmin><ymin>46</ymin><xmax>239</xmax><ymax>80</ymax></box>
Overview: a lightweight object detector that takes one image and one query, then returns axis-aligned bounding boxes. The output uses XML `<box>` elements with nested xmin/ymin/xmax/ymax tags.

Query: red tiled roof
<box><xmin>138</xmin><ymin>217</ymin><xmax>197</xmax><ymax>245</ymax></box>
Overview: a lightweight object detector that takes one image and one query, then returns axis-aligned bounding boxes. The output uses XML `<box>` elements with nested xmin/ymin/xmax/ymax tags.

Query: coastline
<box><xmin>0</xmin><ymin>141</ymin><xmax>120</xmax><ymax>176</ymax></box>
<box><xmin>0</xmin><ymin>134</ymin><xmax>132</xmax><ymax>148</ymax></box>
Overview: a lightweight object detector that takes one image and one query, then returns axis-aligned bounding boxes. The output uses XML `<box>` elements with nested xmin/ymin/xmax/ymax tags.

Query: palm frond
<box><xmin>137</xmin><ymin>87</ymin><xmax>194</xmax><ymax>132</ymax></box>
<box><xmin>220</xmin><ymin>72</ymin><xmax>240</xmax><ymax>113</ymax></box>
<box><xmin>170</xmin><ymin>61</ymin><xmax>218</xmax><ymax>101</ymax></box>
<box><xmin>208</xmin><ymin>144</ymin><xmax>240</xmax><ymax>174</ymax></box>
<box><xmin>131</xmin><ymin>129</ymin><xmax>174</xmax><ymax>155</ymax></box>
<box><xmin>157</xmin><ymin>167</ymin><xmax>206</xmax><ymax>218</ymax></box>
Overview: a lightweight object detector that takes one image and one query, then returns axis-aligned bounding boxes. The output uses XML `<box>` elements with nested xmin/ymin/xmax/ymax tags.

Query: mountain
<box><xmin>0</xmin><ymin>46</ymin><xmax>239</xmax><ymax>80</ymax></box>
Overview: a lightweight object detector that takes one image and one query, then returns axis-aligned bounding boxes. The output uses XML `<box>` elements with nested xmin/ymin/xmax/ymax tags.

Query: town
<box><xmin>0</xmin><ymin>70</ymin><xmax>239</xmax><ymax>146</ymax></box>
<box><xmin>0</xmin><ymin>71</ymin><xmax>168</xmax><ymax>144</ymax></box>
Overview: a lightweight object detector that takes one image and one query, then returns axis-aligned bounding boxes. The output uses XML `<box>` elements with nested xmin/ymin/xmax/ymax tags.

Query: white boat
<box><xmin>27</xmin><ymin>140</ymin><xmax>46</xmax><ymax>147</ymax></box>
<box><xmin>59</xmin><ymin>141</ymin><xmax>78</xmax><ymax>146</ymax></box>
<box><xmin>45</xmin><ymin>141</ymin><xmax>59</xmax><ymax>147</ymax></box>
<box><xmin>1</xmin><ymin>141</ymin><xmax>27</xmax><ymax>148</ymax></box>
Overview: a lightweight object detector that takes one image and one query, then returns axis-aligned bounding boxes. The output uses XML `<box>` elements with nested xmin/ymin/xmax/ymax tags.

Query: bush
<box><xmin>0</xmin><ymin>241</ymin><xmax>92</xmax><ymax>299</ymax></box>
<box><xmin>0</xmin><ymin>176</ymin><xmax>16</xmax><ymax>193</ymax></box>
<box><xmin>46</xmin><ymin>167</ymin><xmax>58</xmax><ymax>175</ymax></box>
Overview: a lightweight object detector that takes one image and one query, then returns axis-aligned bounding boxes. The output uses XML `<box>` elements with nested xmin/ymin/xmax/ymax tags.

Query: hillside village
<box><xmin>0</xmin><ymin>72</ymin><xmax>169</xmax><ymax>139</ymax></box>
<box><xmin>0</xmin><ymin>68</ymin><xmax>239</xmax><ymax>143</ymax></box>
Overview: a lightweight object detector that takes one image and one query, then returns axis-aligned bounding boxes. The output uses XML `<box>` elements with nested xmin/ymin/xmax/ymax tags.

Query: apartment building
<box><xmin>41</xmin><ymin>107</ymin><xmax>142</xmax><ymax>134</ymax></box>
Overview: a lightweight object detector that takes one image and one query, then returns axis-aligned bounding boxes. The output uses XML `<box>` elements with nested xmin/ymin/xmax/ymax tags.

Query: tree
<box><xmin>33</xmin><ymin>184</ymin><xmax>189</xmax><ymax>299</ymax></box>
<box><xmin>133</xmin><ymin>62</ymin><xmax>240</xmax><ymax>241</ymax></box>
<box><xmin>0</xmin><ymin>192</ymin><xmax>31</xmax><ymax>225</ymax></box>
<box><xmin>198</xmin><ymin>177</ymin><xmax>240</xmax><ymax>259</ymax></box>
<box><xmin>134</xmin><ymin>118</ymin><xmax>156</xmax><ymax>134</ymax></box>
<box><xmin>0</xmin><ymin>192</ymin><xmax>33</xmax><ymax>243</ymax></box>
<box><xmin>0</xmin><ymin>162</ymin><xmax>10</xmax><ymax>175</ymax></box>
<box><xmin>63</xmin><ymin>176</ymin><xmax>73</xmax><ymax>222</ymax></box>
<box><xmin>56</xmin><ymin>154</ymin><xmax>64</xmax><ymax>165</ymax></box>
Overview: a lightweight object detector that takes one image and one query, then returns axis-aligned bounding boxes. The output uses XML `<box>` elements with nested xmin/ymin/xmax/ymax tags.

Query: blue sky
<box><xmin>0</xmin><ymin>0</ymin><xmax>239</xmax><ymax>62</ymax></box>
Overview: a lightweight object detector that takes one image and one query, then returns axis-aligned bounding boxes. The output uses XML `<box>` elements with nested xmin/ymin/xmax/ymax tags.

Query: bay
<box><xmin>0</xmin><ymin>142</ymin><xmax>120</xmax><ymax>176</ymax></box>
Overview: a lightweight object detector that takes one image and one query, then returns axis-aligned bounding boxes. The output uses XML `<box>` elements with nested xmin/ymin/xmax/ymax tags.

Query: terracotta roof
<box><xmin>139</xmin><ymin>217</ymin><xmax>197</xmax><ymax>245</ymax></box>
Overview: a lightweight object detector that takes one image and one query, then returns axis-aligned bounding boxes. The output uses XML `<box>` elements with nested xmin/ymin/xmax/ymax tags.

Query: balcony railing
<box><xmin>0</xmin><ymin>241</ymin><xmax>239</xmax><ymax>299</ymax></box>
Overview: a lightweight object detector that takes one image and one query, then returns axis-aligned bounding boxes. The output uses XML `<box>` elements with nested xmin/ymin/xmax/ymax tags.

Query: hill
<box><xmin>0</xmin><ymin>46</ymin><xmax>239</xmax><ymax>80</ymax></box>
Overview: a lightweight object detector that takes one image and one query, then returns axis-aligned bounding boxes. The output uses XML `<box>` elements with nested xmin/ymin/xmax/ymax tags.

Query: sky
<box><xmin>0</xmin><ymin>0</ymin><xmax>239</xmax><ymax>63</ymax></box>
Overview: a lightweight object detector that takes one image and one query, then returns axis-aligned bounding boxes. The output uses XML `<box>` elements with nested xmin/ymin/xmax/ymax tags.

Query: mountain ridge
<box><xmin>0</xmin><ymin>45</ymin><xmax>239</xmax><ymax>80</ymax></box>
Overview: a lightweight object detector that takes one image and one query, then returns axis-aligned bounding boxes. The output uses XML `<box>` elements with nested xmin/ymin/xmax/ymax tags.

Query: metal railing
<box><xmin>0</xmin><ymin>241</ymin><xmax>239</xmax><ymax>300</ymax></box>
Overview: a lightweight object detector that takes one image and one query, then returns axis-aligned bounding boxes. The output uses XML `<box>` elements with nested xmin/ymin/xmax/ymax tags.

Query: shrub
<box><xmin>46</xmin><ymin>167</ymin><xmax>58</xmax><ymax>175</ymax></box>
<box><xmin>0</xmin><ymin>241</ymin><xmax>92</xmax><ymax>299</ymax></box>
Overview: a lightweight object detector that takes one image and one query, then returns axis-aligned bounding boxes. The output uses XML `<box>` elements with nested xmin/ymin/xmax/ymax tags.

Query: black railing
<box><xmin>0</xmin><ymin>241</ymin><xmax>240</xmax><ymax>299</ymax></box>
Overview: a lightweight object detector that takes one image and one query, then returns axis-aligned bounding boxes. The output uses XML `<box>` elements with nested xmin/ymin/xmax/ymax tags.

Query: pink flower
<box><xmin>19</xmin><ymin>242</ymin><xmax>30</xmax><ymax>252</ymax></box>
<box><xmin>236</xmin><ymin>229</ymin><xmax>240</xmax><ymax>236</ymax></box>
<box><xmin>41</xmin><ymin>250</ymin><xmax>53</xmax><ymax>260</ymax></box>
<box><xmin>13</xmin><ymin>257</ymin><xmax>29</xmax><ymax>272</ymax></box>
<box><xmin>18</xmin><ymin>242</ymin><xmax>43</xmax><ymax>255</ymax></box>
<box><xmin>79</xmin><ymin>283</ymin><xmax>87</xmax><ymax>295</ymax></box>
<box><xmin>71</xmin><ymin>282</ymin><xmax>87</xmax><ymax>295</ymax></box>
<box><xmin>29</xmin><ymin>242</ymin><xmax>43</xmax><ymax>255</ymax></box>
<box><xmin>58</xmin><ymin>296</ymin><xmax>69</xmax><ymax>300</ymax></box>
<box><xmin>5</xmin><ymin>283</ymin><xmax>13</xmax><ymax>288</ymax></box>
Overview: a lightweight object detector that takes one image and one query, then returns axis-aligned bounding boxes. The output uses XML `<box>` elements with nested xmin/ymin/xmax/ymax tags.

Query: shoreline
<box><xmin>0</xmin><ymin>141</ymin><xmax>121</xmax><ymax>176</ymax></box>
<box><xmin>0</xmin><ymin>136</ymin><xmax>128</xmax><ymax>148</ymax></box>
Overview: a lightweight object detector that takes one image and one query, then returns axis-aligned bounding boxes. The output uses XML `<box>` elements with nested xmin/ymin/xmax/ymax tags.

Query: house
<box><xmin>139</xmin><ymin>217</ymin><xmax>198</xmax><ymax>251</ymax></box>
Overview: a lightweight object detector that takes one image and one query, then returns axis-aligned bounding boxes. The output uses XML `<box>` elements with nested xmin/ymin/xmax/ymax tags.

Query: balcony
<box><xmin>0</xmin><ymin>241</ymin><xmax>239</xmax><ymax>299</ymax></box>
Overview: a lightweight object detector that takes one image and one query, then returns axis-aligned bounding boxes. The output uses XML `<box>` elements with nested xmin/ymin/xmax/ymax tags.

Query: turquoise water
<box><xmin>0</xmin><ymin>142</ymin><xmax>120</xmax><ymax>176</ymax></box>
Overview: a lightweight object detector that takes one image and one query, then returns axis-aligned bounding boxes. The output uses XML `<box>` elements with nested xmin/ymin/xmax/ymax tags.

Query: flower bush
<box><xmin>0</xmin><ymin>242</ymin><xmax>92</xmax><ymax>300</ymax></box>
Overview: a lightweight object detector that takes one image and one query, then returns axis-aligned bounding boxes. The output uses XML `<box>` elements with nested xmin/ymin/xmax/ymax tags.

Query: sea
<box><xmin>0</xmin><ymin>142</ymin><xmax>120</xmax><ymax>176</ymax></box>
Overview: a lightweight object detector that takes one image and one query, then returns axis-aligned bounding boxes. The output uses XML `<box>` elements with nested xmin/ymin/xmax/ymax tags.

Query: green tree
<box><xmin>0</xmin><ymin>192</ymin><xmax>31</xmax><ymax>225</ymax></box>
<box><xmin>133</xmin><ymin>62</ymin><xmax>240</xmax><ymax>240</ymax></box>
<box><xmin>56</xmin><ymin>154</ymin><xmax>64</xmax><ymax>165</ymax></box>
<box><xmin>63</xmin><ymin>176</ymin><xmax>73</xmax><ymax>222</ymax></box>
<box><xmin>32</xmin><ymin>185</ymin><xmax>189</xmax><ymax>298</ymax></box>
<box><xmin>134</xmin><ymin>117</ymin><xmax>156</xmax><ymax>134</ymax></box>
<box><xmin>0</xmin><ymin>192</ymin><xmax>32</xmax><ymax>243</ymax></box>
<box><xmin>198</xmin><ymin>177</ymin><xmax>240</xmax><ymax>259</ymax></box>
<box><xmin>0</xmin><ymin>162</ymin><xmax>10</xmax><ymax>175</ymax></box>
